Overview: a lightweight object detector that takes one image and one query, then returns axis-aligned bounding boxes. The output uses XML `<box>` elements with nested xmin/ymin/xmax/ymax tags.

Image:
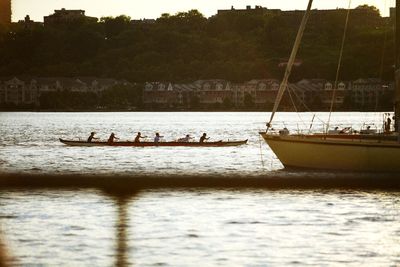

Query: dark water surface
<box><xmin>1</xmin><ymin>112</ymin><xmax>399</xmax><ymax>266</ymax></box>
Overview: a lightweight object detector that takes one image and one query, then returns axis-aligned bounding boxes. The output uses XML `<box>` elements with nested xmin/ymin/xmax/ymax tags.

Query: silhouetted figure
<box><xmin>87</xmin><ymin>132</ymin><xmax>99</xmax><ymax>142</ymax></box>
<box><xmin>385</xmin><ymin>117</ymin><xmax>392</xmax><ymax>133</ymax></box>
<box><xmin>134</xmin><ymin>132</ymin><xmax>146</xmax><ymax>143</ymax></box>
<box><xmin>178</xmin><ymin>134</ymin><xmax>192</xmax><ymax>142</ymax></box>
<box><xmin>279</xmin><ymin>127</ymin><xmax>289</xmax><ymax>135</ymax></box>
<box><xmin>154</xmin><ymin>133</ymin><xmax>164</xmax><ymax>144</ymax></box>
<box><xmin>108</xmin><ymin>133</ymin><xmax>119</xmax><ymax>144</ymax></box>
<box><xmin>199</xmin><ymin>133</ymin><xmax>209</xmax><ymax>143</ymax></box>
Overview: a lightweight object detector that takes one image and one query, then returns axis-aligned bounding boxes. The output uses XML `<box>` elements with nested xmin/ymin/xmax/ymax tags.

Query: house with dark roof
<box><xmin>44</xmin><ymin>8</ymin><xmax>98</xmax><ymax>26</ymax></box>
<box><xmin>287</xmin><ymin>79</ymin><xmax>350</xmax><ymax>110</ymax></box>
<box><xmin>143</xmin><ymin>82</ymin><xmax>175</xmax><ymax>107</ymax></box>
<box><xmin>351</xmin><ymin>78</ymin><xmax>393</xmax><ymax>108</ymax></box>
<box><xmin>192</xmin><ymin>79</ymin><xmax>232</xmax><ymax>106</ymax></box>
<box><xmin>0</xmin><ymin>77</ymin><xmax>39</xmax><ymax>105</ymax></box>
<box><xmin>0</xmin><ymin>76</ymin><xmax>130</xmax><ymax>107</ymax></box>
<box><xmin>233</xmin><ymin>79</ymin><xmax>280</xmax><ymax>107</ymax></box>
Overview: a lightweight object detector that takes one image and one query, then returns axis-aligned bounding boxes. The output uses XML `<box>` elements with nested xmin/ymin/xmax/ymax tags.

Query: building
<box><xmin>287</xmin><ymin>79</ymin><xmax>350</xmax><ymax>110</ymax></box>
<box><xmin>217</xmin><ymin>5</ymin><xmax>280</xmax><ymax>16</ymax></box>
<box><xmin>0</xmin><ymin>0</ymin><xmax>11</xmax><ymax>25</ymax></box>
<box><xmin>0</xmin><ymin>76</ymin><xmax>129</xmax><ymax>108</ymax></box>
<box><xmin>141</xmin><ymin>77</ymin><xmax>395</xmax><ymax>110</ymax></box>
<box><xmin>44</xmin><ymin>8</ymin><xmax>98</xmax><ymax>26</ymax></box>
<box><xmin>351</xmin><ymin>78</ymin><xmax>393</xmax><ymax>108</ymax></box>
<box><xmin>320</xmin><ymin>80</ymin><xmax>349</xmax><ymax>108</ymax></box>
<box><xmin>143</xmin><ymin>82</ymin><xmax>175</xmax><ymax>107</ymax></box>
<box><xmin>131</xmin><ymin>19</ymin><xmax>156</xmax><ymax>25</ymax></box>
<box><xmin>76</xmin><ymin>77</ymin><xmax>128</xmax><ymax>93</ymax></box>
<box><xmin>143</xmin><ymin>81</ymin><xmax>202</xmax><ymax>108</ymax></box>
<box><xmin>390</xmin><ymin>7</ymin><xmax>396</xmax><ymax>19</ymax></box>
<box><xmin>193</xmin><ymin>79</ymin><xmax>232</xmax><ymax>106</ymax></box>
<box><xmin>233</xmin><ymin>79</ymin><xmax>280</xmax><ymax>108</ymax></box>
<box><xmin>143</xmin><ymin>80</ymin><xmax>234</xmax><ymax>108</ymax></box>
<box><xmin>17</xmin><ymin>15</ymin><xmax>43</xmax><ymax>29</ymax></box>
<box><xmin>143</xmin><ymin>79</ymin><xmax>280</xmax><ymax>109</ymax></box>
<box><xmin>0</xmin><ymin>77</ymin><xmax>39</xmax><ymax>106</ymax></box>
<box><xmin>172</xmin><ymin>82</ymin><xmax>201</xmax><ymax>107</ymax></box>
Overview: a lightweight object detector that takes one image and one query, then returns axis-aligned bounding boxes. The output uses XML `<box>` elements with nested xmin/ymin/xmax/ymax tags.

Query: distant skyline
<box><xmin>12</xmin><ymin>0</ymin><xmax>395</xmax><ymax>22</ymax></box>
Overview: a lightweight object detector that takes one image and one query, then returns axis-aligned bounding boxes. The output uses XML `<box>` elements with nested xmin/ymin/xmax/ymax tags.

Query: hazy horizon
<box><xmin>12</xmin><ymin>0</ymin><xmax>395</xmax><ymax>22</ymax></box>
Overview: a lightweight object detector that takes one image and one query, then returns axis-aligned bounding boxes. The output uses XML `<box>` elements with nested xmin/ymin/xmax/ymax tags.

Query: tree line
<box><xmin>0</xmin><ymin>5</ymin><xmax>395</xmax><ymax>84</ymax></box>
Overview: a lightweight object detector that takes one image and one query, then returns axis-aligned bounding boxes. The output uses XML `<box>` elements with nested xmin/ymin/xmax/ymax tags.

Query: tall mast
<box><xmin>397</xmin><ymin>0</ymin><xmax>400</xmax><ymax>69</ymax></box>
<box><xmin>266</xmin><ymin>0</ymin><xmax>313</xmax><ymax>131</ymax></box>
<box><xmin>395</xmin><ymin>0</ymin><xmax>400</xmax><ymax>132</ymax></box>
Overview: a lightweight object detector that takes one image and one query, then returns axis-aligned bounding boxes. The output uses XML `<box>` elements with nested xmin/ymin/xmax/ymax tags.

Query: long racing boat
<box><xmin>59</xmin><ymin>138</ymin><xmax>247</xmax><ymax>147</ymax></box>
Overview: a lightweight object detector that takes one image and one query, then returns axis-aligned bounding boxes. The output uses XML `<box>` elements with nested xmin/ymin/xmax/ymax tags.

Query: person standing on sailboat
<box><xmin>385</xmin><ymin>117</ymin><xmax>392</xmax><ymax>133</ymax></box>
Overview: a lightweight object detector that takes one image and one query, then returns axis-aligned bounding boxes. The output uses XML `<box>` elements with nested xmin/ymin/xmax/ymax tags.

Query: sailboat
<box><xmin>260</xmin><ymin>0</ymin><xmax>400</xmax><ymax>172</ymax></box>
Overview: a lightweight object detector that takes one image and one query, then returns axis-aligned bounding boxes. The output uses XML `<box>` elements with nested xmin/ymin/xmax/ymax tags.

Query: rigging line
<box><xmin>376</xmin><ymin>0</ymin><xmax>390</xmax><ymax>113</ymax></box>
<box><xmin>287</xmin><ymin>85</ymin><xmax>299</xmax><ymax>113</ymax></box>
<box><xmin>308</xmin><ymin>114</ymin><xmax>316</xmax><ymax>134</ymax></box>
<box><xmin>288</xmin><ymin>85</ymin><xmax>326</xmax><ymax>125</ymax></box>
<box><xmin>266</xmin><ymin>0</ymin><xmax>313</xmax><ymax>132</ymax></box>
<box><xmin>395</xmin><ymin>0</ymin><xmax>400</xmax><ymax>133</ymax></box>
<box><xmin>379</xmin><ymin>0</ymin><xmax>390</xmax><ymax>80</ymax></box>
<box><xmin>326</xmin><ymin>0</ymin><xmax>352</xmax><ymax>133</ymax></box>
<box><xmin>258</xmin><ymin>133</ymin><xmax>265</xmax><ymax>168</ymax></box>
<box><xmin>287</xmin><ymin>85</ymin><xmax>308</xmax><ymax>130</ymax></box>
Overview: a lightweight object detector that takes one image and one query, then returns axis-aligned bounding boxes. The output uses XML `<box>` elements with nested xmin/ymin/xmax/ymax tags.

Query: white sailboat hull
<box><xmin>260</xmin><ymin>133</ymin><xmax>400</xmax><ymax>172</ymax></box>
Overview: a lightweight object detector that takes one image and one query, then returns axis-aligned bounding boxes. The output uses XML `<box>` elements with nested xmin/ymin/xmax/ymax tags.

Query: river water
<box><xmin>0</xmin><ymin>112</ymin><xmax>399</xmax><ymax>266</ymax></box>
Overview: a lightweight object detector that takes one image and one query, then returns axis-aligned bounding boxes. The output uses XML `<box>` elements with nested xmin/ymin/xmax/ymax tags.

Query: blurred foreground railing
<box><xmin>0</xmin><ymin>173</ymin><xmax>400</xmax><ymax>193</ymax></box>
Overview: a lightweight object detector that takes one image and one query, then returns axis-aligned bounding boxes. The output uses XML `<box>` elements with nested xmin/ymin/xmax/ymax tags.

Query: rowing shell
<box><xmin>59</xmin><ymin>138</ymin><xmax>247</xmax><ymax>147</ymax></box>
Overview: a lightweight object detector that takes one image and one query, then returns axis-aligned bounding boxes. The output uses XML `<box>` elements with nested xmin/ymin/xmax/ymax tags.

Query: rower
<box><xmin>134</xmin><ymin>132</ymin><xmax>147</xmax><ymax>143</ymax></box>
<box><xmin>154</xmin><ymin>132</ymin><xmax>164</xmax><ymax>144</ymax></box>
<box><xmin>108</xmin><ymin>132</ymin><xmax>119</xmax><ymax>144</ymax></box>
<box><xmin>87</xmin><ymin>132</ymin><xmax>99</xmax><ymax>142</ymax></box>
<box><xmin>178</xmin><ymin>134</ymin><xmax>192</xmax><ymax>142</ymax></box>
<box><xmin>199</xmin><ymin>133</ymin><xmax>209</xmax><ymax>143</ymax></box>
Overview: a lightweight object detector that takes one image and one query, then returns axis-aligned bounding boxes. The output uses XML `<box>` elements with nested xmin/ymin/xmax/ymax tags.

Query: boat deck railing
<box><xmin>266</xmin><ymin>119</ymin><xmax>391</xmax><ymax>136</ymax></box>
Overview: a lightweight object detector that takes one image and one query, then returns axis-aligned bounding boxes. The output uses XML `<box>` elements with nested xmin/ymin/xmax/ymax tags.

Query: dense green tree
<box><xmin>0</xmin><ymin>6</ymin><xmax>394</xmax><ymax>84</ymax></box>
<box><xmin>355</xmin><ymin>4</ymin><xmax>380</xmax><ymax>14</ymax></box>
<box><xmin>100</xmin><ymin>15</ymin><xmax>131</xmax><ymax>38</ymax></box>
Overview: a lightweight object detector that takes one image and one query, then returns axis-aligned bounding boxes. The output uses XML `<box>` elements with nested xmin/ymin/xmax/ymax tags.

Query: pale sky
<box><xmin>12</xmin><ymin>0</ymin><xmax>395</xmax><ymax>22</ymax></box>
